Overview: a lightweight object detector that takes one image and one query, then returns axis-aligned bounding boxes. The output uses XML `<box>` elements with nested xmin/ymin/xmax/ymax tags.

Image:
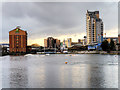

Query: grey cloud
<box><xmin>2</xmin><ymin>2</ymin><xmax>118</xmax><ymax>42</ymax></box>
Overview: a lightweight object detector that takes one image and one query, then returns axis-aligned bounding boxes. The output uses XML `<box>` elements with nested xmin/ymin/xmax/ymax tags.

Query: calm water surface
<box><xmin>0</xmin><ymin>54</ymin><xmax>119</xmax><ymax>88</ymax></box>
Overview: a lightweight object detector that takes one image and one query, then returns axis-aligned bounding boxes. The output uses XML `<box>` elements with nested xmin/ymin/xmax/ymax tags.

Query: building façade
<box><xmin>9</xmin><ymin>26</ymin><xmax>27</xmax><ymax>54</ymax></box>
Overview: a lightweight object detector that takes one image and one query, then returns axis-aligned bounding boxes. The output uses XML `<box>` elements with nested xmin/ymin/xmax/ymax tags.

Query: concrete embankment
<box><xmin>1</xmin><ymin>51</ymin><xmax>120</xmax><ymax>56</ymax></box>
<box><xmin>78</xmin><ymin>51</ymin><xmax>99</xmax><ymax>54</ymax></box>
<box><xmin>77</xmin><ymin>51</ymin><xmax>120</xmax><ymax>55</ymax></box>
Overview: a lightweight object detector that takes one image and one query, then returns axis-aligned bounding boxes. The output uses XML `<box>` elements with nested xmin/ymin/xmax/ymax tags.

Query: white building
<box><xmin>63</xmin><ymin>38</ymin><xmax>72</xmax><ymax>48</ymax></box>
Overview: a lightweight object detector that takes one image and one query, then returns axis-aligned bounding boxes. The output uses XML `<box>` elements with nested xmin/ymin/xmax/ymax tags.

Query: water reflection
<box><xmin>9</xmin><ymin>56</ymin><xmax>28</xmax><ymax>88</ymax></box>
<box><xmin>0</xmin><ymin>57</ymin><xmax>2</xmax><ymax>89</ymax></box>
<box><xmin>71</xmin><ymin>64</ymin><xmax>89</xmax><ymax>88</ymax></box>
<box><xmin>1</xmin><ymin>54</ymin><xmax>118</xmax><ymax>88</ymax></box>
<box><xmin>27</xmin><ymin>64</ymin><xmax>46</xmax><ymax>88</ymax></box>
<box><xmin>9</xmin><ymin>67</ymin><xmax>28</xmax><ymax>88</ymax></box>
<box><xmin>88</xmin><ymin>65</ymin><xmax>118</xmax><ymax>88</ymax></box>
<box><xmin>118</xmin><ymin>55</ymin><xmax>120</xmax><ymax>89</ymax></box>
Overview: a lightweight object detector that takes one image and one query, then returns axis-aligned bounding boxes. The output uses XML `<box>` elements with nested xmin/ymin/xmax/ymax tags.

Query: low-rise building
<box><xmin>103</xmin><ymin>37</ymin><xmax>118</xmax><ymax>44</ymax></box>
<box><xmin>116</xmin><ymin>34</ymin><xmax>120</xmax><ymax>51</ymax></box>
<box><xmin>0</xmin><ymin>44</ymin><xmax>9</xmax><ymax>56</ymax></box>
<box><xmin>103</xmin><ymin>37</ymin><xmax>118</xmax><ymax>51</ymax></box>
<box><xmin>78</xmin><ymin>39</ymin><xmax>84</xmax><ymax>45</ymax></box>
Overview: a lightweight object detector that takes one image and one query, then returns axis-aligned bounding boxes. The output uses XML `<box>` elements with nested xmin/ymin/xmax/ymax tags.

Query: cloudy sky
<box><xmin>0</xmin><ymin>1</ymin><xmax>118</xmax><ymax>46</ymax></box>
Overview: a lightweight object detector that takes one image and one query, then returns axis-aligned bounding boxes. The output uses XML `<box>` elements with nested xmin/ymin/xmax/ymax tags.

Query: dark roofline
<box><xmin>103</xmin><ymin>37</ymin><xmax>118</xmax><ymax>39</ymax></box>
<box><xmin>87</xmin><ymin>10</ymin><xmax>99</xmax><ymax>13</ymax></box>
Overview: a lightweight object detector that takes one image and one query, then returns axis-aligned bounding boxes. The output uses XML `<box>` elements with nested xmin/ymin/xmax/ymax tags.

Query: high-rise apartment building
<box><xmin>55</xmin><ymin>39</ymin><xmax>61</xmax><ymax>49</ymax></box>
<box><xmin>44</xmin><ymin>37</ymin><xmax>60</xmax><ymax>49</ymax></box>
<box><xmin>67</xmin><ymin>38</ymin><xmax>72</xmax><ymax>47</ymax></box>
<box><xmin>9</xmin><ymin>26</ymin><xmax>27</xmax><ymax>53</ymax></box>
<box><xmin>86</xmin><ymin>10</ymin><xmax>103</xmax><ymax>45</ymax></box>
<box><xmin>47</xmin><ymin>37</ymin><xmax>55</xmax><ymax>48</ymax></box>
<box><xmin>63</xmin><ymin>38</ymin><xmax>72</xmax><ymax>48</ymax></box>
<box><xmin>44</xmin><ymin>39</ymin><xmax>47</xmax><ymax>47</ymax></box>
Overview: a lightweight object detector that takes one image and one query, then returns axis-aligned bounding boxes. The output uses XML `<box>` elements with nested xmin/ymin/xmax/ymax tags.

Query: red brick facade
<box><xmin>9</xmin><ymin>28</ymin><xmax>27</xmax><ymax>53</ymax></box>
<box><xmin>119</xmin><ymin>34</ymin><xmax>120</xmax><ymax>44</ymax></box>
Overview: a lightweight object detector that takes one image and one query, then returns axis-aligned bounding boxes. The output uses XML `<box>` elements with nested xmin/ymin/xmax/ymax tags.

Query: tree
<box><xmin>101</xmin><ymin>40</ymin><xmax>109</xmax><ymax>51</ymax></box>
<box><xmin>110</xmin><ymin>39</ymin><xmax>115</xmax><ymax>51</ymax></box>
